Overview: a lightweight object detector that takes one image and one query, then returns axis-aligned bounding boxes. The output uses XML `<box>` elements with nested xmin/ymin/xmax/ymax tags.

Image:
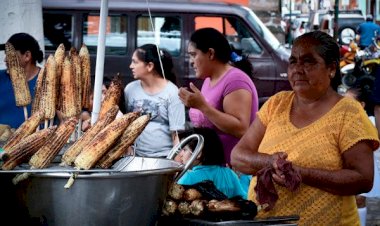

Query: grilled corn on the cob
<box><xmin>74</xmin><ymin>112</ymin><xmax>139</xmax><ymax>170</ymax></box>
<box><xmin>5</xmin><ymin>42</ymin><xmax>31</xmax><ymax>107</ymax></box>
<box><xmin>2</xmin><ymin>110</ymin><xmax>44</xmax><ymax>151</ymax></box>
<box><xmin>70</xmin><ymin>48</ymin><xmax>82</xmax><ymax>116</ymax></box>
<box><xmin>2</xmin><ymin>126</ymin><xmax>57</xmax><ymax>170</ymax></box>
<box><xmin>61</xmin><ymin>105</ymin><xmax>120</xmax><ymax>166</ymax></box>
<box><xmin>98</xmin><ymin>74</ymin><xmax>122</xmax><ymax>119</ymax></box>
<box><xmin>79</xmin><ymin>44</ymin><xmax>91</xmax><ymax>110</ymax></box>
<box><xmin>29</xmin><ymin>117</ymin><xmax>78</xmax><ymax>169</ymax></box>
<box><xmin>42</xmin><ymin>55</ymin><xmax>57</xmax><ymax>120</ymax></box>
<box><xmin>98</xmin><ymin>114</ymin><xmax>149</xmax><ymax>168</ymax></box>
<box><xmin>61</xmin><ymin>56</ymin><xmax>78</xmax><ymax>118</ymax></box>
<box><xmin>54</xmin><ymin>43</ymin><xmax>65</xmax><ymax>110</ymax></box>
<box><xmin>32</xmin><ymin>66</ymin><xmax>46</xmax><ymax>115</ymax></box>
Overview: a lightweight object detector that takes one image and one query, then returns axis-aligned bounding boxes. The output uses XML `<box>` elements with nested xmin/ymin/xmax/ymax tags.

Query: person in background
<box><xmin>0</xmin><ymin>33</ymin><xmax>43</xmax><ymax>129</ymax></box>
<box><xmin>81</xmin><ymin>77</ymin><xmax>124</xmax><ymax>132</ymax></box>
<box><xmin>175</xmin><ymin>127</ymin><xmax>248</xmax><ymax>199</ymax></box>
<box><xmin>178</xmin><ymin>27</ymin><xmax>259</xmax><ymax>166</ymax></box>
<box><xmin>294</xmin><ymin>21</ymin><xmax>306</xmax><ymax>39</ymax></box>
<box><xmin>372</xmin><ymin>66</ymin><xmax>380</xmax><ymax>138</ymax></box>
<box><xmin>231</xmin><ymin>31</ymin><xmax>379</xmax><ymax>226</ymax></box>
<box><xmin>124</xmin><ymin>43</ymin><xmax>186</xmax><ymax>157</ymax></box>
<box><xmin>344</xmin><ymin>87</ymin><xmax>380</xmax><ymax>226</ymax></box>
<box><xmin>356</xmin><ymin>14</ymin><xmax>380</xmax><ymax>50</ymax></box>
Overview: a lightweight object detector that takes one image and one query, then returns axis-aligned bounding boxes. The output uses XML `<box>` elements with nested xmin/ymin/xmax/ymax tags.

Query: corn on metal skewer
<box><xmin>79</xmin><ymin>44</ymin><xmax>91</xmax><ymax>110</ymax></box>
<box><xmin>74</xmin><ymin>112</ymin><xmax>138</xmax><ymax>170</ymax></box>
<box><xmin>42</xmin><ymin>55</ymin><xmax>58</xmax><ymax>125</ymax></box>
<box><xmin>54</xmin><ymin>43</ymin><xmax>65</xmax><ymax>111</ymax></box>
<box><xmin>5</xmin><ymin>42</ymin><xmax>32</xmax><ymax>121</ymax></box>
<box><xmin>2</xmin><ymin>110</ymin><xmax>44</xmax><ymax>151</ymax></box>
<box><xmin>61</xmin><ymin>57</ymin><xmax>78</xmax><ymax>119</ymax></box>
<box><xmin>98</xmin><ymin>74</ymin><xmax>122</xmax><ymax>120</ymax></box>
<box><xmin>2</xmin><ymin>126</ymin><xmax>57</xmax><ymax>170</ymax></box>
<box><xmin>98</xmin><ymin>114</ymin><xmax>150</xmax><ymax>168</ymax></box>
<box><xmin>61</xmin><ymin>105</ymin><xmax>120</xmax><ymax>166</ymax></box>
<box><xmin>32</xmin><ymin>66</ymin><xmax>45</xmax><ymax>116</ymax></box>
<box><xmin>29</xmin><ymin>117</ymin><xmax>78</xmax><ymax>169</ymax></box>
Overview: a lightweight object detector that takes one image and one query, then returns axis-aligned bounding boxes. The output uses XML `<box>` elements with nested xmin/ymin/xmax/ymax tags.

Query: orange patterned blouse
<box><xmin>249</xmin><ymin>91</ymin><xmax>379</xmax><ymax>226</ymax></box>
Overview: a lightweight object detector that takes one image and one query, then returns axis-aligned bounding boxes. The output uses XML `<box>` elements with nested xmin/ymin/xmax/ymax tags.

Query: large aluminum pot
<box><xmin>0</xmin><ymin>134</ymin><xmax>204</xmax><ymax>226</ymax></box>
<box><xmin>13</xmin><ymin>157</ymin><xmax>179</xmax><ymax>226</ymax></box>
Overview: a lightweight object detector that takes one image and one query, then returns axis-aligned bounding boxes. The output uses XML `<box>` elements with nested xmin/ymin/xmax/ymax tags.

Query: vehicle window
<box><xmin>136</xmin><ymin>16</ymin><xmax>181</xmax><ymax>56</ymax></box>
<box><xmin>83</xmin><ymin>14</ymin><xmax>127</xmax><ymax>55</ymax></box>
<box><xmin>43</xmin><ymin>13</ymin><xmax>73</xmax><ymax>51</ymax></box>
<box><xmin>194</xmin><ymin>16</ymin><xmax>262</xmax><ymax>55</ymax></box>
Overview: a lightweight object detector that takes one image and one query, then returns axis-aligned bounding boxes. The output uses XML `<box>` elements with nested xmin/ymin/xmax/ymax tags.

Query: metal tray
<box><xmin>158</xmin><ymin>215</ymin><xmax>299</xmax><ymax>226</ymax></box>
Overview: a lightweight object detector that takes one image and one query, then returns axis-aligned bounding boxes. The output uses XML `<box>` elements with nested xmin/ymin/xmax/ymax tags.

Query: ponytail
<box><xmin>230</xmin><ymin>52</ymin><xmax>253</xmax><ymax>80</ymax></box>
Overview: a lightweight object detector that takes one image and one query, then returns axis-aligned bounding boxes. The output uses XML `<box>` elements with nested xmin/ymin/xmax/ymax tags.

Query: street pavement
<box><xmin>366</xmin><ymin>151</ymin><xmax>380</xmax><ymax>226</ymax></box>
<box><xmin>367</xmin><ymin>197</ymin><xmax>380</xmax><ymax>226</ymax></box>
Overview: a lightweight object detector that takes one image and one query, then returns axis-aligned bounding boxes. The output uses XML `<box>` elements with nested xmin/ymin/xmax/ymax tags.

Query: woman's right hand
<box><xmin>178</xmin><ymin>83</ymin><xmax>206</xmax><ymax>110</ymax></box>
<box><xmin>271</xmin><ymin>152</ymin><xmax>288</xmax><ymax>186</ymax></box>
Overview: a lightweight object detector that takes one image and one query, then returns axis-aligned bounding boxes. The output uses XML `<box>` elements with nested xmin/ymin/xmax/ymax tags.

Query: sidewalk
<box><xmin>367</xmin><ymin>198</ymin><xmax>380</xmax><ymax>226</ymax></box>
<box><xmin>366</xmin><ymin>151</ymin><xmax>380</xmax><ymax>226</ymax></box>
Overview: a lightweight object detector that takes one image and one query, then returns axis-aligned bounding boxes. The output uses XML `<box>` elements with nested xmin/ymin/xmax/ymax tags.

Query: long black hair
<box><xmin>190</xmin><ymin>27</ymin><xmax>253</xmax><ymax>79</ymax></box>
<box><xmin>7</xmin><ymin>33</ymin><xmax>43</xmax><ymax>64</ymax></box>
<box><xmin>293</xmin><ymin>31</ymin><xmax>341</xmax><ymax>90</ymax></box>
<box><xmin>135</xmin><ymin>43</ymin><xmax>177</xmax><ymax>85</ymax></box>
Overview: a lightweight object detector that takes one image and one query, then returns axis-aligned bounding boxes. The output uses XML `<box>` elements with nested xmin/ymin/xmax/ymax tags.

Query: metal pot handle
<box><xmin>167</xmin><ymin>134</ymin><xmax>204</xmax><ymax>182</ymax></box>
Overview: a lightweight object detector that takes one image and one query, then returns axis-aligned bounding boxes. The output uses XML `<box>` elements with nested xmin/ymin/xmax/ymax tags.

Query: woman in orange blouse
<box><xmin>230</xmin><ymin>31</ymin><xmax>379</xmax><ymax>226</ymax></box>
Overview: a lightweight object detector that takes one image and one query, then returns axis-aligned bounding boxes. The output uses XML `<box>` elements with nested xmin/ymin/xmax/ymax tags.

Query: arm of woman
<box><xmin>292</xmin><ymin>141</ymin><xmax>374</xmax><ymax>195</ymax></box>
<box><xmin>171</xmin><ymin>131</ymin><xmax>179</xmax><ymax>147</ymax></box>
<box><xmin>207</xmin><ymin>89</ymin><xmax>252</xmax><ymax>138</ymax></box>
<box><xmin>233</xmin><ymin>119</ymin><xmax>375</xmax><ymax>196</ymax></box>
<box><xmin>230</xmin><ymin>118</ymin><xmax>284</xmax><ymax>175</ymax></box>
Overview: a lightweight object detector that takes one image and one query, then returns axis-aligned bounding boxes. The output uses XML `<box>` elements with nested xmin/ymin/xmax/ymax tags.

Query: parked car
<box><xmin>309</xmin><ymin>9</ymin><xmax>365</xmax><ymax>45</ymax></box>
<box><xmin>42</xmin><ymin>0</ymin><xmax>291</xmax><ymax>105</ymax></box>
<box><xmin>290</xmin><ymin>14</ymin><xmax>310</xmax><ymax>41</ymax></box>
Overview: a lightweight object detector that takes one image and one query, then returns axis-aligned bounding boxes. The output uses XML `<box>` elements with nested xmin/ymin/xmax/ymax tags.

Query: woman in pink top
<box><xmin>179</xmin><ymin>27</ymin><xmax>258</xmax><ymax>165</ymax></box>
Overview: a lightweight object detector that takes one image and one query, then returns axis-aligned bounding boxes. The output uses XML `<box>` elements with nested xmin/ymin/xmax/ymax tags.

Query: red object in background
<box><xmin>340</xmin><ymin>44</ymin><xmax>350</xmax><ymax>57</ymax></box>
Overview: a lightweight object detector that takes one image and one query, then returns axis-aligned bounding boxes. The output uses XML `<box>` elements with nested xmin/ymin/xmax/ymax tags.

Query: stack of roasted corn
<box><xmin>1</xmin><ymin>42</ymin><xmax>152</xmax><ymax>171</ymax></box>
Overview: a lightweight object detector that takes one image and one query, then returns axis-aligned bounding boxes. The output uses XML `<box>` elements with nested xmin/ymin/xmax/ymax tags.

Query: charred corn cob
<box><xmin>32</xmin><ymin>66</ymin><xmax>46</xmax><ymax>115</ymax></box>
<box><xmin>0</xmin><ymin>124</ymin><xmax>12</xmax><ymax>142</ymax></box>
<box><xmin>61</xmin><ymin>56</ymin><xmax>78</xmax><ymax>118</ymax></box>
<box><xmin>2</xmin><ymin>111</ymin><xmax>44</xmax><ymax>151</ymax></box>
<box><xmin>54</xmin><ymin>43</ymin><xmax>65</xmax><ymax>110</ymax></box>
<box><xmin>54</xmin><ymin>44</ymin><xmax>66</xmax><ymax>70</ymax></box>
<box><xmin>2</xmin><ymin>126</ymin><xmax>57</xmax><ymax>170</ymax></box>
<box><xmin>70</xmin><ymin>48</ymin><xmax>82</xmax><ymax>116</ymax></box>
<box><xmin>29</xmin><ymin>117</ymin><xmax>78</xmax><ymax>169</ymax></box>
<box><xmin>79</xmin><ymin>44</ymin><xmax>91</xmax><ymax>110</ymax></box>
<box><xmin>98</xmin><ymin>74</ymin><xmax>122</xmax><ymax>120</ymax></box>
<box><xmin>61</xmin><ymin>105</ymin><xmax>120</xmax><ymax>166</ymax></box>
<box><xmin>5</xmin><ymin>42</ymin><xmax>31</xmax><ymax>107</ymax></box>
<box><xmin>74</xmin><ymin>112</ymin><xmax>139</xmax><ymax>170</ymax></box>
<box><xmin>42</xmin><ymin>55</ymin><xmax>57</xmax><ymax>120</ymax></box>
<box><xmin>98</xmin><ymin>114</ymin><xmax>149</xmax><ymax>168</ymax></box>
